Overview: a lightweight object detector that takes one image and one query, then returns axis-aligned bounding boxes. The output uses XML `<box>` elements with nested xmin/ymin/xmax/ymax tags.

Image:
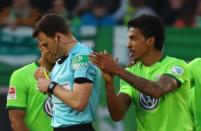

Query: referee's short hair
<box><xmin>33</xmin><ymin>13</ymin><xmax>70</xmax><ymax>38</ymax></box>
<box><xmin>128</xmin><ymin>14</ymin><xmax>165</xmax><ymax>51</ymax></box>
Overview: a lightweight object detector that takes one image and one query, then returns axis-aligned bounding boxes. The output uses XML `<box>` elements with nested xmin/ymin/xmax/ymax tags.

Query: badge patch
<box><xmin>171</xmin><ymin>66</ymin><xmax>184</xmax><ymax>76</ymax></box>
<box><xmin>139</xmin><ymin>93</ymin><xmax>159</xmax><ymax>110</ymax></box>
<box><xmin>44</xmin><ymin>97</ymin><xmax>53</xmax><ymax>117</ymax></box>
<box><xmin>72</xmin><ymin>55</ymin><xmax>89</xmax><ymax>69</ymax></box>
<box><xmin>7</xmin><ymin>86</ymin><xmax>17</xmax><ymax>100</ymax></box>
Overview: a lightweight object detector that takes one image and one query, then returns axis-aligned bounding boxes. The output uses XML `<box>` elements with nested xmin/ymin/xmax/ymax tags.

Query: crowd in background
<box><xmin>0</xmin><ymin>1</ymin><xmax>201</xmax><ymax>131</ymax></box>
<box><xmin>0</xmin><ymin>0</ymin><xmax>201</xmax><ymax>30</ymax></box>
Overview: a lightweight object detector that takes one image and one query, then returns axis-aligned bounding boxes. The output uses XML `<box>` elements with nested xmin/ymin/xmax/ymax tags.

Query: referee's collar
<box><xmin>57</xmin><ymin>42</ymin><xmax>79</xmax><ymax>64</ymax></box>
<box><xmin>58</xmin><ymin>55</ymin><xmax>69</xmax><ymax>64</ymax></box>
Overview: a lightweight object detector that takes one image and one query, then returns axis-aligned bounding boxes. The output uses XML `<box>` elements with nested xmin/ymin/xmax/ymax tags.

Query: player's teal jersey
<box><xmin>51</xmin><ymin>42</ymin><xmax>101</xmax><ymax>127</ymax></box>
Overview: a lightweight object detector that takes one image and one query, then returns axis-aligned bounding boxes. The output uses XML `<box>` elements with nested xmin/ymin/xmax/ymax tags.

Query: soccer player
<box><xmin>6</xmin><ymin>35</ymin><xmax>56</xmax><ymax>130</ymax></box>
<box><xmin>90</xmin><ymin>14</ymin><xmax>192</xmax><ymax>131</ymax></box>
<box><xmin>189</xmin><ymin>58</ymin><xmax>201</xmax><ymax>131</ymax></box>
<box><xmin>35</xmin><ymin>13</ymin><xmax>101</xmax><ymax>131</ymax></box>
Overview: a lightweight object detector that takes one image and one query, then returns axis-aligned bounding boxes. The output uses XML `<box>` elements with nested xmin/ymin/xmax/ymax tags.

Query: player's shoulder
<box><xmin>189</xmin><ymin>58</ymin><xmax>201</xmax><ymax>66</ymax></box>
<box><xmin>164</xmin><ymin>56</ymin><xmax>187</xmax><ymax>67</ymax></box>
<box><xmin>125</xmin><ymin>62</ymin><xmax>141</xmax><ymax>72</ymax></box>
<box><xmin>11</xmin><ymin>62</ymin><xmax>37</xmax><ymax>78</ymax></box>
<box><xmin>188</xmin><ymin>58</ymin><xmax>201</xmax><ymax>74</ymax></box>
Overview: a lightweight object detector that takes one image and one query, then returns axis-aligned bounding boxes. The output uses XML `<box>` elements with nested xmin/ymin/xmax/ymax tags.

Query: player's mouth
<box><xmin>129</xmin><ymin>49</ymin><xmax>135</xmax><ymax>58</ymax></box>
<box><xmin>126</xmin><ymin>49</ymin><xmax>136</xmax><ymax>66</ymax></box>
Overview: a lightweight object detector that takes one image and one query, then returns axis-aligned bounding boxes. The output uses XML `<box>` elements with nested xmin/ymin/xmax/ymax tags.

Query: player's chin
<box><xmin>129</xmin><ymin>53</ymin><xmax>136</xmax><ymax>60</ymax></box>
<box><xmin>47</xmin><ymin>59</ymin><xmax>56</xmax><ymax>65</ymax></box>
<box><xmin>132</xmin><ymin>55</ymin><xmax>140</xmax><ymax>63</ymax></box>
<box><xmin>52</xmin><ymin>56</ymin><xmax>59</xmax><ymax>62</ymax></box>
<box><xmin>51</xmin><ymin>59</ymin><xmax>57</xmax><ymax>64</ymax></box>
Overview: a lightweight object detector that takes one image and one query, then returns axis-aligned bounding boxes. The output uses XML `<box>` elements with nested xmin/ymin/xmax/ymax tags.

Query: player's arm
<box><xmin>101</xmin><ymin>71</ymin><xmax>132</xmax><ymax>121</ymax></box>
<box><xmin>90</xmin><ymin>52</ymin><xmax>180</xmax><ymax>99</ymax></box>
<box><xmin>116</xmin><ymin>68</ymin><xmax>180</xmax><ymax>98</ymax></box>
<box><xmin>9</xmin><ymin>109</ymin><xmax>29</xmax><ymax>131</ymax></box>
<box><xmin>52</xmin><ymin>79</ymin><xmax>92</xmax><ymax>111</ymax></box>
<box><xmin>7</xmin><ymin>70</ymin><xmax>29</xmax><ymax>131</ymax></box>
<box><xmin>105</xmin><ymin>82</ymin><xmax>131</xmax><ymax>121</ymax></box>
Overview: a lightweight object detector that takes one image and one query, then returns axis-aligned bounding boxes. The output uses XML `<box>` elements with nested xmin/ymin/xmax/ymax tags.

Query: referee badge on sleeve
<box><xmin>72</xmin><ymin>55</ymin><xmax>89</xmax><ymax>70</ymax></box>
<box><xmin>7</xmin><ymin>86</ymin><xmax>17</xmax><ymax>100</ymax></box>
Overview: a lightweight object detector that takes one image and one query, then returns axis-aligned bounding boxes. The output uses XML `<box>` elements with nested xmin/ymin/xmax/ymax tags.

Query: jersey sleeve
<box><xmin>188</xmin><ymin>61</ymin><xmax>195</xmax><ymax>88</ymax></box>
<box><xmin>72</xmin><ymin>55</ymin><xmax>97</xmax><ymax>82</ymax></box>
<box><xmin>163</xmin><ymin>60</ymin><xmax>189</xmax><ymax>85</ymax></box>
<box><xmin>6</xmin><ymin>70</ymin><xmax>27</xmax><ymax>109</ymax></box>
<box><xmin>188</xmin><ymin>58</ymin><xmax>200</xmax><ymax>88</ymax></box>
<box><xmin>118</xmin><ymin>68</ymin><xmax>133</xmax><ymax>98</ymax></box>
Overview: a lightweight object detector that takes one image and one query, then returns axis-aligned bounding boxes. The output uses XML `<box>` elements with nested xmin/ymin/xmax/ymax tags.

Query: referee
<box><xmin>34</xmin><ymin>13</ymin><xmax>101</xmax><ymax>131</ymax></box>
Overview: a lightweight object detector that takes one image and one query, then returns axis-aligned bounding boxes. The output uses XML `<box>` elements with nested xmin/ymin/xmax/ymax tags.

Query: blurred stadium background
<box><xmin>0</xmin><ymin>0</ymin><xmax>201</xmax><ymax>131</ymax></box>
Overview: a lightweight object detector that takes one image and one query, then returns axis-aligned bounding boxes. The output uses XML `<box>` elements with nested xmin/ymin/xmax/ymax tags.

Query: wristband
<box><xmin>48</xmin><ymin>81</ymin><xmax>58</xmax><ymax>94</ymax></box>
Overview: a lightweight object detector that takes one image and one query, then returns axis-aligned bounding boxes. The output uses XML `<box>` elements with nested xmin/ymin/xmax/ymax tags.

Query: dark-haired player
<box><xmin>90</xmin><ymin>14</ymin><xmax>192</xmax><ymax>131</ymax></box>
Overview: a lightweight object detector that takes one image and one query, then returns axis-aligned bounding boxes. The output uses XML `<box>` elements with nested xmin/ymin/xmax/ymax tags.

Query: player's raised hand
<box><xmin>89</xmin><ymin>50</ymin><xmax>120</xmax><ymax>75</ymax></box>
<box><xmin>100</xmin><ymin>51</ymin><xmax>116</xmax><ymax>85</ymax></box>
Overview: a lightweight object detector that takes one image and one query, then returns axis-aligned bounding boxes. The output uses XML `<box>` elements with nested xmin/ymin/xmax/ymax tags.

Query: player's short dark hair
<box><xmin>33</xmin><ymin>13</ymin><xmax>70</xmax><ymax>38</ymax></box>
<box><xmin>127</xmin><ymin>14</ymin><xmax>165</xmax><ymax>51</ymax></box>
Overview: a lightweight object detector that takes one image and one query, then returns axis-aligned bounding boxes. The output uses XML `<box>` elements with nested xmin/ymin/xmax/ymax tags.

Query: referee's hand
<box><xmin>37</xmin><ymin>78</ymin><xmax>51</xmax><ymax>93</ymax></box>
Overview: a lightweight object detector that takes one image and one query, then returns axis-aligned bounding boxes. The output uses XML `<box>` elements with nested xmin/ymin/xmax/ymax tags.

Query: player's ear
<box><xmin>146</xmin><ymin>37</ymin><xmax>155</xmax><ymax>47</ymax></box>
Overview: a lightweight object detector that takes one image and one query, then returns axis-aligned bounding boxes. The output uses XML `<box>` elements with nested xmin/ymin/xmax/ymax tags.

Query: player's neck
<box><xmin>141</xmin><ymin>50</ymin><xmax>163</xmax><ymax>67</ymax></box>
